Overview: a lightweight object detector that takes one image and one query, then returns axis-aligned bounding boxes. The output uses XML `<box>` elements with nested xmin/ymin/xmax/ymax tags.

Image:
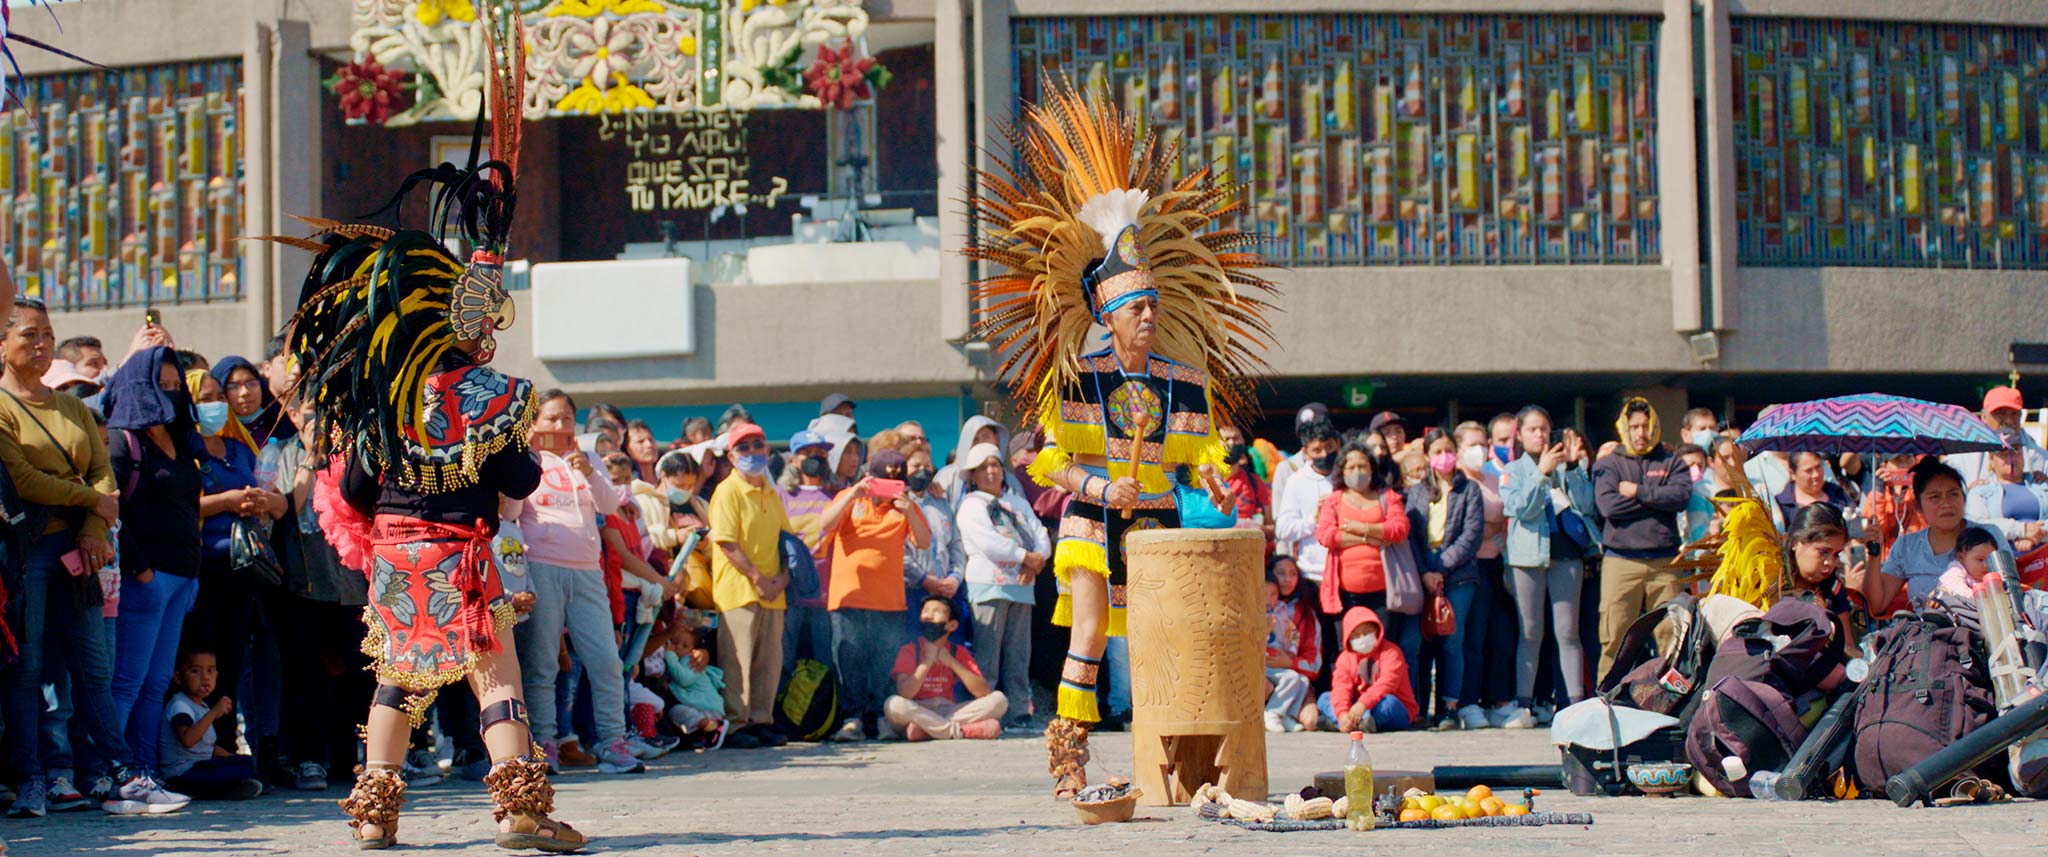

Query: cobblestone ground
<box><xmin>9</xmin><ymin>728</ymin><xmax>2045</xmax><ymax>856</ymax></box>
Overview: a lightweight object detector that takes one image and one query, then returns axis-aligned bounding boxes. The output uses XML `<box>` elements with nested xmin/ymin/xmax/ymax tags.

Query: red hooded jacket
<box><xmin>1328</xmin><ymin>606</ymin><xmax>1419</xmax><ymax>723</ymax></box>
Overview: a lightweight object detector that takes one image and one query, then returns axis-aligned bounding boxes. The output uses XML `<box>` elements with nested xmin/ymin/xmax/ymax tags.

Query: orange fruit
<box><xmin>1467</xmin><ymin>784</ymin><xmax>1493</xmax><ymax>802</ymax></box>
<box><xmin>1430</xmin><ymin>805</ymin><xmax>1460</xmax><ymax>821</ymax></box>
<box><xmin>1479</xmin><ymin>797</ymin><xmax>1507</xmax><ymax>817</ymax></box>
<box><xmin>1400</xmin><ymin>808</ymin><xmax>1430</xmax><ymax>822</ymax></box>
<box><xmin>1503</xmin><ymin>804</ymin><xmax>1531</xmax><ymax>816</ymax></box>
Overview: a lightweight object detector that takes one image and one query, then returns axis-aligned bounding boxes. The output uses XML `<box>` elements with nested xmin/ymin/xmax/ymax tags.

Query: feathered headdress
<box><xmin>269</xmin><ymin>2</ymin><xmax>527</xmax><ymax>486</ymax></box>
<box><xmin>2</xmin><ymin>1</ymin><xmax>105</xmax><ymax>109</ymax></box>
<box><xmin>964</xmin><ymin>76</ymin><xmax>1277</xmax><ymax>426</ymax></box>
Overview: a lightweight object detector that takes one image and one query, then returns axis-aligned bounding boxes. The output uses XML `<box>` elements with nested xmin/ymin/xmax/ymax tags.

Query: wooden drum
<box><xmin>1124</xmin><ymin>527</ymin><xmax>1268</xmax><ymax>806</ymax></box>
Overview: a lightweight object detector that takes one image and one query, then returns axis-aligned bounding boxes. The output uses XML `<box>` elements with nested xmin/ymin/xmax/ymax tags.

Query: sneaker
<box><xmin>83</xmin><ymin>776</ymin><xmax>115</xmax><ymax>804</ymax></box>
<box><xmin>1457</xmin><ymin>704</ymin><xmax>1491</xmax><ymax>731</ymax></box>
<box><xmin>701</xmin><ymin>721</ymin><xmax>729</xmax><ymax>751</ymax></box>
<box><xmin>1487</xmin><ymin>701</ymin><xmax>1518</xmax><ymax>728</ymax></box>
<box><xmin>1266</xmin><ymin>710</ymin><xmax>1289</xmax><ymax>733</ymax></box>
<box><xmin>596</xmin><ymin>738</ymin><xmax>646</xmax><ymax>775</ymax></box>
<box><xmin>450</xmin><ymin>749</ymin><xmax>489</xmax><ymax>782</ymax></box>
<box><xmin>1534</xmin><ymin>704</ymin><xmax>1557</xmax><ymax>727</ymax></box>
<box><xmin>47</xmin><ymin>776</ymin><xmax>90</xmax><ymax>812</ymax></box>
<box><xmin>1432</xmin><ymin>714</ymin><xmax>1461</xmax><ymax>732</ymax></box>
<box><xmin>903</xmin><ymin>722</ymin><xmax>931</xmax><ymax>742</ymax></box>
<box><xmin>747</xmin><ymin>724</ymin><xmax>788</xmax><ymax>748</ymax></box>
<box><xmin>832</xmin><ymin>719</ymin><xmax>864</xmax><ymax>743</ymax></box>
<box><xmin>957</xmin><ymin>720</ymin><xmax>1002</xmax><ymax>740</ymax></box>
<box><xmin>8</xmin><ymin>777</ymin><xmax>47</xmax><ymax>818</ymax></box>
<box><xmin>292</xmin><ymin>761</ymin><xmax>329</xmax><ymax>791</ymax></box>
<box><xmin>720</xmin><ymin>728</ymin><xmax>761</xmax><ymax>750</ymax></box>
<box><xmin>104</xmin><ymin>774</ymin><xmax>190</xmax><ymax>815</ymax></box>
<box><xmin>538</xmin><ymin>739</ymin><xmax>562</xmax><ymax>774</ymax></box>
<box><xmin>403</xmin><ymin>748</ymin><xmax>446</xmax><ymax>787</ymax></box>
<box><xmin>558</xmin><ymin>738</ymin><xmax>598</xmax><ymax>768</ymax></box>
<box><xmin>644</xmin><ymin>734</ymin><xmax>683</xmax><ymax>755</ymax></box>
<box><xmin>624</xmin><ymin>735</ymin><xmax>670</xmax><ymax>761</ymax></box>
<box><xmin>1501</xmin><ymin>707</ymin><xmax>1539</xmax><ymax>729</ymax></box>
<box><xmin>224</xmin><ymin>779</ymin><xmax>265</xmax><ymax>800</ymax></box>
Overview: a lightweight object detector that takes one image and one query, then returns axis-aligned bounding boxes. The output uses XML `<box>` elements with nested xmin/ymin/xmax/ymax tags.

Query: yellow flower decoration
<box><xmin>545</xmin><ymin>0</ymin><xmax>665</xmax><ymax>16</ymax></box>
<box><xmin>678</xmin><ymin>33</ymin><xmax>697</xmax><ymax>56</ymax></box>
<box><xmin>414</xmin><ymin>0</ymin><xmax>477</xmax><ymax>27</ymax></box>
<box><xmin>556</xmin><ymin>75</ymin><xmax>656</xmax><ymax>114</ymax></box>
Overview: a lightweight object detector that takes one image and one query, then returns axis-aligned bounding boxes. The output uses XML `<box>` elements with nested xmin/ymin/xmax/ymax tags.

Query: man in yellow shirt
<box><xmin>707</xmin><ymin>422</ymin><xmax>793</xmax><ymax>747</ymax></box>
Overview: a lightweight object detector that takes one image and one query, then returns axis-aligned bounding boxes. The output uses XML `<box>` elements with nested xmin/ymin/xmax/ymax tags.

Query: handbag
<box><xmin>1377</xmin><ymin>494</ymin><xmax>1425</xmax><ymax>616</ymax></box>
<box><xmin>229</xmin><ymin>516</ymin><xmax>284</xmax><ymax>589</ymax></box>
<box><xmin>2</xmin><ymin>389</ymin><xmax>102</xmax><ymax>607</ymax></box>
<box><xmin>1423</xmin><ymin>591</ymin><xmax>1456</xmax><ymax>638</ymax></box>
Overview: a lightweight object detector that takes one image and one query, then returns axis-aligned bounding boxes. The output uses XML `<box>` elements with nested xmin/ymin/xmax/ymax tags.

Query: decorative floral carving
<box><xmin>348</xmin><ymin>0</ymin><xmax>871</xmax><ymax>122</ymax></box>
<box><xmin>802</xmin><ymin>40</ymin><xmax>873</xmax><ymax>111</ymax></box>
<box><xmin>328</xmin><ymin>57</ymin><xmax>412</xmax><ymax>124</ymax></box>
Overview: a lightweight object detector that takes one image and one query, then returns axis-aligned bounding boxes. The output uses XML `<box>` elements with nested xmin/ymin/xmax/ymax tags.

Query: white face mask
<box><xmin>1458</xmin><ymin>445</ymin><xmax>1487</xmax><ymax>472</ymax></box>
<box><xmin>1350</xmin><ymin>633</ymin><xmax>1377</xmax><ymax>654</ymax></box>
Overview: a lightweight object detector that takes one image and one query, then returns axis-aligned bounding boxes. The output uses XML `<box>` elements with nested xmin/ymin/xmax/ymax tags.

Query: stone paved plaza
<box><xmin>10</xmin><ymin>728</ymin><xmax>2044</xmax><ymax>856</ymax></box>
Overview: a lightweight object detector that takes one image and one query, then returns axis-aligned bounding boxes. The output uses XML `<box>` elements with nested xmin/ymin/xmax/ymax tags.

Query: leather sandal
<box><xmin>341</xmin><ymin>764</ymin><xmax>406</xmax><ymax>850</ymax></box>
<box><xmin>485</xmin><ymin>754</ymin><xmax>587</xmax><ymax>853</ymax></box>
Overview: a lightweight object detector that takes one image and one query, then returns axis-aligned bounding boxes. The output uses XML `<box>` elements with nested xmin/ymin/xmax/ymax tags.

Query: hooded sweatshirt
<box><xmin>1592</xmin><ymin>398</ymin><xmax>1693</xmax><ymax>557</ymax></box>
<box><xmin>1328</xmin><ymin>606</ymin><xmax>1418</xmax><ymax>723</ymax></box>
<box><xmin>936</xmin><ymin>415</ymin><xmax>1026</xmax><ymax>512</ymax></box>
<box><xmin>210</xmin><ymin>355</ymin><xmax>295</xmax><ymax>447</ymax></box>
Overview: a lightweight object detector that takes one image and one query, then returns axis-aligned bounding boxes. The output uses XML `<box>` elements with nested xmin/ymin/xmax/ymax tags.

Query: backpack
<box><xmin>774</xmin><ymin>658</ymin><xmax>839</xmax><ymax>743</ymax></box>
<box><xmin>1702</xmin><ymin>598</ymin><xmax>1842</xmax><ymax>699</ymax></box>
<box><xmin>779</xmin><ymin>531</ymin><xmax>821</xmax><ymax>601</ymax></box>
<box><xmin>1850</xmin><ymin>613</ymin><xmax>1998</xmax><ymax>791</ymax></box>
<box><xmin>1598</xmin><ymin>592</ymin><xmax>1717</xmax><ymax>719</ymax></box>
<box><xmin>1684</xmin><ymin>676</ymin><xmax>1810</xmax><ymax>798</ymax></box>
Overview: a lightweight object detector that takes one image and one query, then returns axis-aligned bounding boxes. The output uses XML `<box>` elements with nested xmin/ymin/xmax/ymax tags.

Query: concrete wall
<box><xmin>1264</xmin><ymin>267</ymin><xmax>1697</xmax><ymax>376</ymax></box>
<box><xmin>485</xmin><ymin>279</ymin><xmax>978</xmax><ymax>406</ymax></box>
<box><xmin>1722</xmin><ymin>268</ymin><xmax>2048</xmax><ymax>374</ymax></box>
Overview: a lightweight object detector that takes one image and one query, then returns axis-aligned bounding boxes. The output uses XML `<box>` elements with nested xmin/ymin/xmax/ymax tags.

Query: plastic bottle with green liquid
<box><xmin>1345</xmin><ymin>731</ymin><xmax>1374</xmax><ymax>830</ymax></box>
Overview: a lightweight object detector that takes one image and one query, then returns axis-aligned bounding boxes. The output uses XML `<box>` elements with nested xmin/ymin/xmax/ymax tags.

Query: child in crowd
<box><xmin>1318</xmin><ymin>607</ymin><xmax>1419</xmax><ymax>734</ymax></box>
<box><xmin>160</xmin><ymin>651</ymin><xmax>265</xmax><ymax>800</ymax></box>
<box><xmin>884</xmin><ymin>597</ymin><xmax>1007</xmax><ymax>741</ymax></box>
<box><xmin>644</xmin><ymin>616</ymin><xmax>730</xmax><ymax>749</ymax></box>
<box><xmin>1263</xmin><ymin>557</ymin><xmax>1320</xmax><ymax>733</ymax></box>
<box><xmin>1936</xmin><ymin>526</ymin><xmax>2000</xmax><ymax>600</ymax></box>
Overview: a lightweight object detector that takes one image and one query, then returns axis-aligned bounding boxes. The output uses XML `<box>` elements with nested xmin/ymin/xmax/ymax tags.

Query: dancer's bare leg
<box><xmin>353</xmin><ymin>686</ymin><xmax>412</xmax><ymax>842</ymax></box>
<box><xmin>1069</xmin><ymin>569</ymin><xmax>1109</xmax><ymax>662</ymax></box>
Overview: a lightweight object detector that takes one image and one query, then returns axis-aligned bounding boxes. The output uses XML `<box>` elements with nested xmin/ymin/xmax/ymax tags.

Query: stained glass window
<box><xmin>1</xmin><ymin>60</ymin><xmax>244</xmax><ymax>309</ymax></box>
<box><xmin>1013</xmin><ymin>15</ymin><xmax>1662</xmax><ymax>266</ymax></box>
<box><xmin>1733</xmin><ymin>18</ymin><xmax>2048</xmax><ymax>268</ymax></box>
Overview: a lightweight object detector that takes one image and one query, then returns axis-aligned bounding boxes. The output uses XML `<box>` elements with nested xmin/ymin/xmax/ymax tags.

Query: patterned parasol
<box><xmin>1737</xmin><ymin>393</ymin><xmax>2006</xmax><ymax>456</ymax></box>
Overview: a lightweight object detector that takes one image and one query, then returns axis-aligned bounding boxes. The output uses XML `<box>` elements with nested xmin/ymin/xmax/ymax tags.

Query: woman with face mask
<box><xmin>104</xmin><ymin>347</ymin><xmax>209</xmax><ymax>778</ymax></box>
<box><xmin>179</xmin><ymin>367</ymin><xmax>288</xmax><ymax>759</ymax></box>
<box><xmin>1314</xmin><ymin>438</ymin><xmax>1420</xmax><ymax>728</ymax></box>
<box><xmin>1405</xmin><ymin>429</ymin><xmax>1488</xmax><ymax>730</ymax></box>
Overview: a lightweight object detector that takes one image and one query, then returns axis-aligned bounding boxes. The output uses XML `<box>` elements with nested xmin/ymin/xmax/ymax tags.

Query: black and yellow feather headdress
<box><xmin>268</xmin><ymin>2</ymin><xmax>526</xmax><ymax>486</ymax></box>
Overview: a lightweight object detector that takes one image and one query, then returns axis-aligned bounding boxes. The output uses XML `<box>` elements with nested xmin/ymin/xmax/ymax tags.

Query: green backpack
<box><xmin>775</xmin><ymin>659</ymin><xmax>839</xmax><ymax>742</ymax></box>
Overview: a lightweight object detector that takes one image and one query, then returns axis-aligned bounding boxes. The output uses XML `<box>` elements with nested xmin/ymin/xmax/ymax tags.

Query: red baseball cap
<box><xmin>1983</xmin><ymin>386</ymin><xmax>2025</xmax><ymax>415</ymax></box>
<box><xmin>726</xmin><ymin>422</ymin><xmax>766</xmax><ymax>445</ymax></box>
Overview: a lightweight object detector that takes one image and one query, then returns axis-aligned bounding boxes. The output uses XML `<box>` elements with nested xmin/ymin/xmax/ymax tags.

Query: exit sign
<box><xmin>1344</xmin><ymin>382</ymin><xmax>1378</xmax><ymax>409</ymax></box>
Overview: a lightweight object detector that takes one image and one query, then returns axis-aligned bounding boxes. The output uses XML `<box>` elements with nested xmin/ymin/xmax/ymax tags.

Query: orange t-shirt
<box><xmin>826</xmin><ymin>494</ymin><xmax>922</xmax><ymax>612</ymax></box>
<box><xmin>1335</xmin><ymin>495</ymin><xmax>1399</xmax><ymax>595</ymax></box>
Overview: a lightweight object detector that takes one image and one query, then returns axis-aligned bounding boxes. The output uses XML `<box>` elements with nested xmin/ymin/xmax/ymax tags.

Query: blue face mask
<box><xmin>665</xmin><ymin>486</ymin><xmax>693</xmax><ymax>506</ymax></box>
<box><xmin>1492</xmin><ymin>444</ymin><xmax>1515</xmax><ymax>464</ymax></box>
<box><xmin>1691</xmin><ymin>429</ymin><xmax>1718</xmax><ymax>452</ymax></box>
<box><xmin>735</xmin><ymin>453</ymin><xmax>770</xmax><ymax>476</ymax></box>
<box><xmin>195</xmin><ymin>401</ymin><xmax>230</xmax><ymax>436</ymax></box>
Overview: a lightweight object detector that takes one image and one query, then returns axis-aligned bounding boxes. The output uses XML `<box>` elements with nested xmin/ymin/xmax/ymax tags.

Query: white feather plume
<box><xmin>1076</xmin><ymin>189</ymin><xmax>1151</xmax><ymax>248</ymax></box>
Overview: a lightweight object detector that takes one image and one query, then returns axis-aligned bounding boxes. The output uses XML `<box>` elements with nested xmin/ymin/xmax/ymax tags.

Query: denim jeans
<box><xmin>1438</xmin><ymin>579</ymin><xmax>1488</xmax><ymax>708</ymax></box>
<box><xmin>111</xmin><ymin>571</ymin><xmax>200</xmax><ymax>772</ymax></box>
<box><xmin>3</xmin><ymin>531</ymin><xmax>138</xmax><ymax>782</ymax></box>
<box><xmin>1478</xmin><ymin>560</ymin><xmax>1519</xmax><ymax>707</ymax></box>
<box><xmin>513</xmin><ymin>562</ymin><xmax>629</xmax><ymax>747</ymax></box>
<box><xmin>830</xmin><ymin>608</ymin><xmax>905</xmax><ymax>722</ymax></box>
<box><xmin>1316</xmin><ymin>691</ymin><xmax>1412</xmax><ymax>732</ymax></box>
<box><xmin>1103</xmin><ymin>636</ymin><xmax>1131</xmax><ymax>720</ymax></box>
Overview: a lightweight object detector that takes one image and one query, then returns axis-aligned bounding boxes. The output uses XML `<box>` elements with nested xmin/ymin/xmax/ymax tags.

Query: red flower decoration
<box><xmin>803</xmin><ymin>41</ymin><xmax>875</xmax><ymax>111</ymax></box>
<box><xmin>330</xmin><ymin>57</ymin><xmax>409</xmax><ymax>124</ymax></box>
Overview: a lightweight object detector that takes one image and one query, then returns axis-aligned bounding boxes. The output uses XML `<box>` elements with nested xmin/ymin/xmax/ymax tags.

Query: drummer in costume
<box><xmin>965</xmin><ymin>79</ymin><xmax>1276</xmax><ymax>798</ymax></box>
<box><xmin>267</xmin><ymin>8</ymin><xmax>583</xmax><ymax>852</ymax></box>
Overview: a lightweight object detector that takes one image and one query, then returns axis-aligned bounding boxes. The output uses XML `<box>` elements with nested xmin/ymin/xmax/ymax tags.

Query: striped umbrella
<box><xmin>1737</xmin><ymin>393</ymin><xmax>2006</xmax><ymax>456</ymax></box>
